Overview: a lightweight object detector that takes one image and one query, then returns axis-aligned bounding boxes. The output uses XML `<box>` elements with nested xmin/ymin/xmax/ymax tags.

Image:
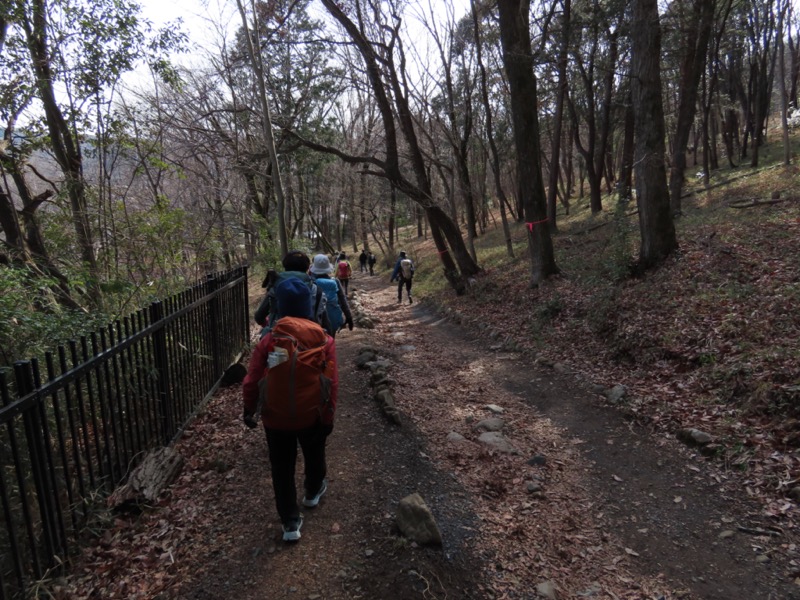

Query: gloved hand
<box><xmin>346</xmin><ymin>318</ymin><xmax>354</xmax><ymax>331</ymax></box>
<box><xmin>243</xmin><ymin>412</ymin><xmax>258</xmax><ymax>429</ymax></box>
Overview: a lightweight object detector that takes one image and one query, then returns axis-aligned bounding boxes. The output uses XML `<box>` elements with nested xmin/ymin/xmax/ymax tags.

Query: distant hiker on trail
<box><xmin>335</xmin><ymin>253</ymin><xmax>352</xmax><ymax>296</ymax></box>
<box><xmin>309</xmin><ymin>254</ymin><xmax>354</xmax><ymax>338</ymax></box>
<box><xmin>368</xmin><ymin>252</ymin><xmax>377</xmax><ymax>276</ymax></box>
<box><xmin>254</xmin><ymin>250</ymin><xmax>328</xmax><ymax>338</ymax></box>
<box><xmin>242</xmin><ymin>278</ymin><xmax>338</xmax><ymax>543</ymax></box>
<box><xmin>358</xmin><ymin>249</ymin><xmax>368</xmax><ymax>273</ymax></box>
<box><xmin>390</xmin><ymin>250</ymin><xmax>415</xmax><ymax>304</ymax></box>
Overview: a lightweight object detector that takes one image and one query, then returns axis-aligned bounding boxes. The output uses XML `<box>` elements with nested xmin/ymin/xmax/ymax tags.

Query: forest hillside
<box><xmin>409</xmin><ymin>156</ymin><xmax>800</xmax><ymax>519</ymax></box>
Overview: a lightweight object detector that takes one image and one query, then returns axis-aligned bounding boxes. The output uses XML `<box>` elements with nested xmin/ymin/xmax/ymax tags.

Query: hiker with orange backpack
<box><xmin>242</xmin><ymin>278</ymin><xmax>338</xmax><ymax>542</ymax></box>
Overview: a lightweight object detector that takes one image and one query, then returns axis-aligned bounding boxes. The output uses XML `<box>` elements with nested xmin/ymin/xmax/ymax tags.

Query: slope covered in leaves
<box><xmin>418</xmin><ymin>166</ymin><xmax>800</xmax><ymax>522</ymax></box>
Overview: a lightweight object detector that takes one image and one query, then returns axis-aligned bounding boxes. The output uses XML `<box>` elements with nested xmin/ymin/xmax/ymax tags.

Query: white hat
<box><xmin>310</xmin><ymin>254</ymin><xmax>333</xmax><ymax>275</ymax></box>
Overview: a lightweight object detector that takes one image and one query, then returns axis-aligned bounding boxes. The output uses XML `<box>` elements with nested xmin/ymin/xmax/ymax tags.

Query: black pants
<box><xmin>359</xmin><ymin>260</ymin><xmax>367</xmax><ymax>272</ymax></box>
<box><xmin>368</xmin><ymin>263</ymin><xmax>375</xmax><ymax>275</ymax></box>
<box><xmin>340</xmin><ymin>278</ymin><xmax>349</xmax><ymax>295</ymax></box>
<box><xmin>265</xmin><ymin>422</ymin><xmax>327</xmax><ymax>523</ymax></box>
<box><xmin>397</xmin><ymin>277</ymin><xmax>412</xmax><ymax>301</ymax></box>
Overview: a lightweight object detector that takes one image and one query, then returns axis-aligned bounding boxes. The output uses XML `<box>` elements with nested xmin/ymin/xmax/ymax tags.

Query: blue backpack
<box><xmin>259</xmin><ymin>272</ymin><xmax>328</xmax><ymax>338</ymax></box>
<box><xmin>313</xmin><ymin>277</ymin><xmax>343</xmax><ymax>335</ymax></box>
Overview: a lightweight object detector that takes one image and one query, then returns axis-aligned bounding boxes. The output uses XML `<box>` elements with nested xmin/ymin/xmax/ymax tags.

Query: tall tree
<box><xmin>317</xmin><ymin>0</ymin><xmax>480</xmax><ymax>294</ymax></box>
<box><xmin>471</xmin><ymin>0</ymin><xmax>514</xmax><ymax>257</ymax></box>
<box><xmin>234</xmin><ymin>0</ymin><xmax>289</xmax><ymax>256</ymax></box>
<box><xmin>667</xmin><ymin>0</ymin><xmax>715</xmax><ymax>216</ymax></box>
<box><xmin>630</xmin><ymin>0</ymin><xmax>678</xmax><ymax>268</ymax></box>
<box><xmin>496</xmin><ymin>0</ymin><xmax>558</xmax><ymax>286</ymax></box>
<box><xmin>546</xmin><ymin>0</ymin><xmax>571</xmax><ymax>231</ymax></box>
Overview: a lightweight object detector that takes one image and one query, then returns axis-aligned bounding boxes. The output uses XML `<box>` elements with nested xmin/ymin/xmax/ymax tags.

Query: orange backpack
<box><xmin>257</xmin><ymin>317</ymin><xmax>334</xmax><ymax>430</ymax></box>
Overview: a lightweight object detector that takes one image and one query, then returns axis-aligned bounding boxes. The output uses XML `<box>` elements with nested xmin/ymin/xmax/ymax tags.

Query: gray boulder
<box><xmin>478</xmin><ymin>431</ymin><xmax>518</xmax><ymax>454</ymax></box>
<box><xmin>396</xmin><ymin>493</ymin><xmax>442</xmax><ymax>546</ymax></box>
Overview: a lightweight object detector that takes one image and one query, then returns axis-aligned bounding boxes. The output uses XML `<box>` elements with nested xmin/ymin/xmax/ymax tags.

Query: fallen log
<box><xmin>728</xmin><ymin>197</ymin><xmax>796</xmax><ymax>209</ymax></box>
<box><xmin>108</xmin><ymin>446</ymin><xmax>184</xmax><ymax>510</ymax></box>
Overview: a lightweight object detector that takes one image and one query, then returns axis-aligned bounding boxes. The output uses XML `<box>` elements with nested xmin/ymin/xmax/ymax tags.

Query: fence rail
<box><xmin>0</xmin><ymin>265</ymin><xmax>249</xmax><ymax>599</ymax></box>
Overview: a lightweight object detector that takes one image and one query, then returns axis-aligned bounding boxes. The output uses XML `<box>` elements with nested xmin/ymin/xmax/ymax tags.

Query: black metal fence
<box><xmin>0</xmin><ymin>266</ymin><xmax>249</xmax><ymax>599</ymax></box>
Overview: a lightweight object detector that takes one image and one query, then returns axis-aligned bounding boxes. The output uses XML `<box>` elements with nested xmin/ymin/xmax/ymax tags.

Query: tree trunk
<box><xmin>546</xmin><ymin>0</ymin><xmax>570</xmax><ymax>233</ymax></box>
<box><xmin>24</xmin><ymin>0</ymin><xmax>99</xmax><ymax>298</ymax></box>
<box><xmin>321</xmin><ymin>0</ymin><xmax>479</xmax><ymax>292</ymax></box>
<box><xmin>778</xmin><ymin>1</ymin><xmax>792</xmax><ymax>165</ymax></box>
<box><xmin>497</xmin><ymin>0</ymin><xmax>558</xmax><ymax>286</ymax></box>
<box><xmin>631</xmin><ymin>0</ymin><xmax>678</xmax><ymax>269</ymax></box>
<box><xmin>235</xmin><ymin>0</ymin><xmax>288</xmax><ymax>257</ymax></box>
<box><xmin>471</xmin><ymin>0</ymin><xmax>514</xmax><ymax>257</ymax></box>
<box><xmin>618</xmin><ymin>83</ymin><xmax>635</xmax><ymax>202</ymax></box>
<box><xmin>668</xmin><ymin>0</ymin><xmax>714</xmax><ymax>216</ymax></box>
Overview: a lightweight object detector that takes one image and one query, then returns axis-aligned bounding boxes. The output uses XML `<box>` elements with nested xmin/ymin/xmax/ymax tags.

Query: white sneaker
<box><xmin>282</xmin><ymin>515</ymin><xmax>304</xmax><ymax>542</ymax></box>
<box><xmin>302</xmin><ymin>479</ymin><xmax>328</xmax><ymax>508</ymax></box>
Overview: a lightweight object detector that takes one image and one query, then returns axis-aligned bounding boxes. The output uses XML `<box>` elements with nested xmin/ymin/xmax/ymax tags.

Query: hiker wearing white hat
<box><xmin>309</xmin><ymin>254</ymin><xmax>353</xmax><ymax>337</ymax></box>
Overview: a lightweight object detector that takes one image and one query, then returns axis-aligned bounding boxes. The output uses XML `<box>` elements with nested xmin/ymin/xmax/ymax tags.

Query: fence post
<box><xmin>13</xmin><ymin>361</ymin><xmax>63</xmax><ymax>572</ymax></box>
<box><xmin>241</xmin><ymin>265</ymin><xmax>250</xmax><ymax>348</ymax></box>
<box><xmin>206</xmin><ymin>274</ymin><xmax>222</xmax><ymax>378</ymax></box>
<box><xmin>149</xmin><ymin>301</ymin><xmax>174</xmax><ymax>445</ymax></box>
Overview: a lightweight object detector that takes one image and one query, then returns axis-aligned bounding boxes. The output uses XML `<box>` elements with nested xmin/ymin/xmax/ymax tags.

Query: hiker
<box><xmin>390</xmin><ymin>250</ymin><xmax>415</xmax><ymax>304</ymax></box>
<box><xmin>242</xmin><ymin>278</ymin><xmax>338</xmax><ymax>542</ymax></box>
<box><xmin>358</xmin><ymin>249</ymin><xmax>368</xmax><ymax>273</ymax></box>
<box><xmin>335</xmin><ymin>252</ymin><xmax>352</xmax><ymax>296</ymax></box>
<box><xmin>254</xmin><ymin>250</ymin><xmax>328</xmax><ymax>337</ymax></box>
<box><xmin>367</xmin><ymin>252</ymin><xmax>377</xmax><ymax>276</ymax></box>
<box><xmin>309</xmin><ymin>254</ymin><xmax>354</xmax><ymax>338</ymax></box>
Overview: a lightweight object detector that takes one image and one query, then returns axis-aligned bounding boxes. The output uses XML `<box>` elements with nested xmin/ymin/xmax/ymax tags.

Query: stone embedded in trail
<box><xmin>788</xmin><ymin>486</ymin><xmax>800</xmax><ymax>502</ymax></box>
<box><xmin>395</xmin><ymin>493</ymin><xmax>443</xmax><ymax>546</ymax></box>
<box><xmin>527</xmin><ymin>454</ymin><xmax>547</xmax><ymax>466</ymax></box>
<box><xmin>366</xmin><ymin>359</ymin><xmax>392</xmax><ymax>371</ymax></box>
<box><xmin>527</xmin><ymin>481</ymin><xmax>543</xmax><ymax>493</ymax></box>
<box><xmin>605</xmin><ymin>384</ymin><xmax>628</xmax><ymax>404</ymax></box>
<box><xmin>485</xmin><ymin>404</ymin><xmax>504</xmax><ymax>414</ymax></box>
<box><xmin>536</xmin><ymin>580</ymin><xmax>558</xmax><ymax>599</ymax></box>
<box><xmin>719</xmin><ymin>530</ymin><xmax>735</xmax><ymax>539</ymax></box>
<box><xmin>576</xmin><ymin>582</ymin><xmax>602</xmax><ymax>597</ymax></box>
<box><xmin>397</xmin><ymin>345</ymin><xmax>416</xmax><ymax>354</ymax></box>
<box><xmin>446</xmin><ymin>432</ymin><xmax>468</xmax><ymax>443</ymax></box>
<box><xmin>355</xmin><ymin>350</ymin><xmax>379</xmax><ymax>368</ymax></box>
<box><xmin>474</xmin><ymin>417</ymin><xmax>505</xmax><ymax>432</ymax></box>
<box><xmin>677</xmin><ymin>428</ymin><xmax>713</xmax><ymax>446</ymax></box>
<box><xmin>478</xmin><ymin>431</ymin><xmax>518</xmax><ymax>454</ymax></box>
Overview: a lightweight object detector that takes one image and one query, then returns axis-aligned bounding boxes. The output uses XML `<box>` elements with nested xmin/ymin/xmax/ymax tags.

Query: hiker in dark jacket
<box><xmin>358</xmin><ymin>249</ymin><xmax>368</xmax><ymax>273</ymax></box>
<box><xmin>254</xmin><ymin>251</ymin><xmax>327</xmax><ymax>336</ymax></box>
<box><xmin>390</xmin><ymin>250</ymin><xmax>415</xmax><ymax>304</ymax></box>
<box><xmin>308</xmin><ymin>254</ymin><xmax>353</xmax><ymax>338</ymax></box>
<box><xmin>243</xmin><ymin>278</ymin><xmax>338</xmax><ymax>543</ymax></box>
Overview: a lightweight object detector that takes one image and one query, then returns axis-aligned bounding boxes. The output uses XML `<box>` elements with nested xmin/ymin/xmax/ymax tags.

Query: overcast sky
<box><xmin>126</xmin><ymin>0</ymin><xmax>472</xmax><ymax>89</ymax></box>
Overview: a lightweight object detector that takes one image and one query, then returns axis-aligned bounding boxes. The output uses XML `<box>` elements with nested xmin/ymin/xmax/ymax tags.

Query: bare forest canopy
<box><xmin>1</xmin><ymin>0</ymin><xmax>798</xmax><ymax>364</ymax></box>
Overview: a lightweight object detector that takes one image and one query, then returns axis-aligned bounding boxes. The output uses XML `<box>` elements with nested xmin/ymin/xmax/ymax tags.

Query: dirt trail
<box><xmin>67</xmin><ymin>270</ymin><xmax>799</xmax><ymax>599</ymax></box>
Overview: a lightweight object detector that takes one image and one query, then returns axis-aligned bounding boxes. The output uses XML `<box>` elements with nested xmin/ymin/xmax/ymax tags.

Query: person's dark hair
<box><xmin>282</xmin><ymin>250</ymin><xmax>311</xmax><ymax>272</ymax></box>
<box><xmin>338</xmin><ymin>252</ymin><xmax>346</xmax><ymax>260</ymax></box>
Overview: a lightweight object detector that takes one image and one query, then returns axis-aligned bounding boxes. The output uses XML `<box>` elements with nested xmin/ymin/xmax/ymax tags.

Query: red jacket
<box><xmin>242</xmin><ymin>318</ymin><xmax>338</xmax><ymax>428</ymax></box>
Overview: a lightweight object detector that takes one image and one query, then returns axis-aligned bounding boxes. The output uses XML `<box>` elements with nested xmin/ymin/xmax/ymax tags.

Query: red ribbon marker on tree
<box><xmin>526</xmin><ymin>218</ymin><xmax>549</xmax><ymax>232</ymax></box>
